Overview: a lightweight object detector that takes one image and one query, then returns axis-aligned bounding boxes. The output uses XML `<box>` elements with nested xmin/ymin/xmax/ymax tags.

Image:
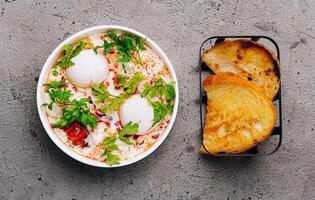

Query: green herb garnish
<box><xmin>47</xmin><ymin>88</ymin><xmax>72</xmax><ymax>109</ymax></box>
<box><xmin>100</xmin><ymin>72</ymin><xmax>143</xmax><ymax>113</ymax></box>
<box><xmin>101</xmin><ymin>121</ymin><xmax>139</xmax><ymax>165</ymax></box>
<box><xmin>141</xmin><ymin>78</ymin><xmax>175</xmax><ymax>124</ymax></box>
<box><xmin>122</xmin><ymin>63</ymin><xmax>127</xmax><ymax>74</ymax></box>
<box><xmin>101</xmin><ymin>136</ymin><xmax>120</xmax><ymax>166</ymax></box>
<box><xmin>93</xmin><ymin>40</ymin><xmax>114</xmax><ymax>54</ymax></box>
<box><xmin>117</xmin><ymin>75</ymin><xmax>128</xmax><ymax>88</ymax></box>
<box><xmin>149</xmin><ymin>100</ymin><xmax>172</xmax><ymax>126</ymax></box>
<box><xmin>100</xmin><ymin>95</ymin><xmax>124</xmax><ymax>113</ymax></box>
<box><xmin>53</xmin><ymin>98</ymin><xmax>97</xmax><ymax>129</ymax></box>
<box><xmin>43</xmin><ymin>80</ymin><xmax>71</xmax><ymax>110</ymax></box>
<box><xmin>91</xmin><ymin>83</ymin><xmax>110</xmax><ymax>103</ymax></box>
<box><xmin>106</xmin><ymin>31</ymin><xmax>146</xmax><ymax>65</ymax></box>
<box><xmin>118</xmin><ymin>121</ymin><xmax>139</xmax><ymax>136</ymax></box>
<box><xmin>141</xmin><ymin>79</ymin><xmax>175</xmax><ymax>102</ymax></box>
<box><xmin>118</xmin><ymin>72</ymin><xmax>143</xmax><ymax>96</ymax></box>
<box><xmin>44</xmin><ymin>80</ymin><xmax>66</xmax><ymax>89</ymax></box>
<box><xmin>140</xmin><ymin>79</ymin><xmax>176</xmax><ymax>125</ymax></box>
<box><xmin>52</xmin><ymin>69</ymin><xmax>58</xmax><ymax>76</ymax></box>
<box><xmin>54</xmin><ymin>41</ymin><xmax>87</xmax><ymax>69</ymax></box>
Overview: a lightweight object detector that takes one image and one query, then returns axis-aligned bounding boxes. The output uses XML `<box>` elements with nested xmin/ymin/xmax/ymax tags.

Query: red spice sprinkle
<box><xmin>100</xmin><ymin>35</ymin><xmax>106</xmax><ymax>40</ymax></box>
<box><xmin>117</xmin><ymin>120</ymin><xmax>123</xmax><ymax>127</ymax></box>
<box><xmin>152</xmin><ymin>134</ymin><xmax>160</xmax><ymax>140</ymax></box>
<box><xmin>105</xmin><ymin>121</ymin><xmax>110</xmax><ymax>127</ymax></box>
<box><xmin>114</xmin><ymin>63</ymin><xmax>118</xmax><ymax>68</ymax></box>
<box><xmin>95</xmin><ymin>111</ymin><xmax>105</xmax><ymax>117</ymax></box>
<box><xmin>72</xmin><ymin>86</ymin><xmax>78</xmax><ymax>92</ymax></box>
<box><xmin>133</xmin><ymin>135</ymin><xmax>140</xmax><ymax>140</ymax></box>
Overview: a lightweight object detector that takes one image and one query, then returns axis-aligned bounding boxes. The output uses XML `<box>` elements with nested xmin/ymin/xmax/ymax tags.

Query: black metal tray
<box><xmin>199</xmin><ymin>36</ymin><xmax>282</xmax><ymax>156</ymax></box>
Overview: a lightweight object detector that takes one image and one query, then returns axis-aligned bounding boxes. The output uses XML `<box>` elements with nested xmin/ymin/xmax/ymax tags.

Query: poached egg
<box><xmin>66</xmin><ymin>49</ymin><xmax>109</xmax><ymax>88</ymax></box>
<box><xmin>119</xmin><ymin>94</ymin><xmax>154</xmax><ymax>134</ymax></box>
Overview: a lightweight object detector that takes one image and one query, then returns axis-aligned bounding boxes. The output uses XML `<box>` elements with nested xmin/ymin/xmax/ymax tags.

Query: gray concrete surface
<box><xmin>0</xmin><ymin>0</ymin><xmax>314</xmax><ymax>199</ymax></box>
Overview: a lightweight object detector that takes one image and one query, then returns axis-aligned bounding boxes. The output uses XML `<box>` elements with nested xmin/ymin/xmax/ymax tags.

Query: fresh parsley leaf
<box><xmin>70</xmin><ymin>41</ymin><xmax>86</xmax><ymax>58</ymax></box>
<box><xmin>122</xmin><ymin>63</ymin><xmax>127</xmax><ymax>73</ymax></box>
<box><xmin>101</xmin><ymin>135</ymin><xmax>120</xmax><ymax>166</ymax></box>
<box><xmin>119</xmin><ymin>137</ymin><xmax>133</xmax><ymax>145</ymax></box>
<box><xmin>54</xmin><ymin>41</ymin><xmax>87</xmax><ymax>69</ymax></box>
<box><xmin>91</xmin><ymin>83</ymin><xmax>110</xmax><ymax>103</ymax></box>
<box><xmin>118</xmin><ymin>121</ymin><xmax>138</xmax><ymax>145</ymax></box>
<box><xmin>165</xmin><ymin>84</ymin><xmax>176</xmax><ymax>101</ymax></box>
<box><xmin>47</xmin><ymin>88</ymin><xmax>72</xmax><ymax>106</ymax></box>
<box><xmin>116</xmin><ymin>49</ymin><xmax>132</xmax><ymax>63</ymax></box>
<box><xmin>141</xmin><ymin>79</ymin><xmax>174</xmax><ymax>99</ymax></box>
<box><xmin>136</xmin><ymin>36</ymin><xmax>146</xmax><ymax>51</ymax></box>
<box><xmin>100</xmin><ymin>121</ymin><xmax>139</xmax><ymax>165</ymax></box>
<box><xmin>101</xmin><ymin>136</ymin><xmax>118</xmax><ymax>151</ymax></box>
<box><xmin>52</xmin><ymin>69</ymin><xmax>58</xmax><ymax>76</ymax></box>
<box><xmin>149</xmin><ymin>100</ymin><xmax>171</xmax><ymax>126</ymax></box>
<box><xmin>106</xmin><ymin>31</ymin><xmax>146</xmax><ymax>65</ymax></box>
<box><xmin>53</xmin><ymin>117</ymin><xmax>69</xmax><ymax>128</ymax></box>
<box><xmin>100</xmin><ymin>95</ymin><xmax>124</xmax><ymax>113</ymax></box>
<box><xmin>105</xmin><ymin>150</ymin><xmax>120</xmax><ymax>166</ymax></box>
<box><xmin>93</xmin><ymin>46</ymin><xmax>102</xmax><ymax>54</ymax></box>
<box><xmin>53</xmin><ymin>98</ymin><xmax>97</xmax><ymax>129</ymax></box>
<box><xmin>100</xmin><ymin>72</ymin><xmax>143</xmax><ymax>114</ymax></box>
<box><xmin>68</xmin><ymin>98</ymin><xmax>89</xmax><ymax>106</ymax></box>
<box><xmin>120</xmin><ymin>72</ymin><xmax>143</xmax><ymax>96</ymax></box>
<box><xmin>78</xmin><ymin>110</ymin><xmax>98</xmax><ymax>128</ymax></box>
<box><xmin>123</xmin><ymin>36</ymin><xmax>136</xmax><ymax>51</ymax></box>
<box><xmin>93</xmin><ymin>40</ymin><xmax>114</xmax><ymax>54</ymax></box>
<box><xmin>48</xmin><ymin>88</ymin><xmax>71</xmax><ymax>103</ymax></box>
<box><xmin>102</xmin><ymin>135</ymin><xmax>117</xmax><ymax>146</ymax></box>
<box><xmin>44</xmin><ymin>80</ymin><xmax>65</xmax><ymax>89</ymax></box>
<box><xmin>47</xmin><ymin>102</ymin><xmax>53</xmax><ymax>110</ymax></box>
<box><xmin>117</xmin><ymin>75</ymin><xmax>128</xmax><ymax>88</ymax></box>
<box><xmin>108</xmin><ymin>31</ymin><xmax>120</xmax><ymax>43</ymax></box>
<box><xmin>118</xmin><ymin>121</ymin><xmax>139</xmax><ymax>137</ymax></box>
<box><xmin>141</xmin><ymin>79</ymin><xmax>175</xmax><ymax>109</ymax></box>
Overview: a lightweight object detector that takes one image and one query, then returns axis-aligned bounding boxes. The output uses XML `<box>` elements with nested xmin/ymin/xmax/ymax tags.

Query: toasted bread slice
<box><xmin>201</xmin><ymin>39</ymin><xmax>280</xmax><ymax>100</ymax></box>
<box><xmin>201</xmin><ymin>74</ymin><xmax>276</xmax><ymax>155</ymax></box>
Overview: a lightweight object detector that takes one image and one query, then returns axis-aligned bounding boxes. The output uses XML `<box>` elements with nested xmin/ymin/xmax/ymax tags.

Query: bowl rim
<box><xmin>36</xmin><ymin>25</ymin><xmax>179</xmax><ymax>168</ymax></box>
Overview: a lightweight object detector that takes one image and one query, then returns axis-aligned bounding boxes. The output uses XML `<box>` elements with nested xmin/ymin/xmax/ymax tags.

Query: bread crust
<box><xmin>201</xmin><ymin>39</ymin><xmax>280</xmax><ymax>100</ymax></box>
<box><xmin>201</xmin><ymin>74</ymin><xmax>276</xmax><ymax>155</ymax></box>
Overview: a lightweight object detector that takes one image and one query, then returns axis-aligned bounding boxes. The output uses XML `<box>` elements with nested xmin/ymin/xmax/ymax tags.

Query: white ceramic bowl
<box><xmin>36</xmin><ymin>25</ymin><xmax>179</xmax><ymax>168</ymax></box>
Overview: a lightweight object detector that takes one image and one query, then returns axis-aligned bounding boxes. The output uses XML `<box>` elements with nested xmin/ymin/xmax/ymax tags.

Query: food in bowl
<box><xmin>41</xmin><ymin>29</ymin><xmax>176</xmax><ymax>166</ymax></box>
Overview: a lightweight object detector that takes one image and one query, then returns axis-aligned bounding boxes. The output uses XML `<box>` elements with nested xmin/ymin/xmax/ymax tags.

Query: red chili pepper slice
<box><xmin>68</xmin><ymin>127</ymin><xmax>88</xmax><ymax>142</ymax></box>
<box><xmin>62</xmin><ymin>122</ymin><xmax>89</xmax><ymax>147</ymax></box>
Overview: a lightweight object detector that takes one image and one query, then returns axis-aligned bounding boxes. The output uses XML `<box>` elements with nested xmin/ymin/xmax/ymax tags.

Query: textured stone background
<box><xmin>0</xmin><ymin>0</ymin><xmax>315</xmax><ymax>199</ymax></box>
